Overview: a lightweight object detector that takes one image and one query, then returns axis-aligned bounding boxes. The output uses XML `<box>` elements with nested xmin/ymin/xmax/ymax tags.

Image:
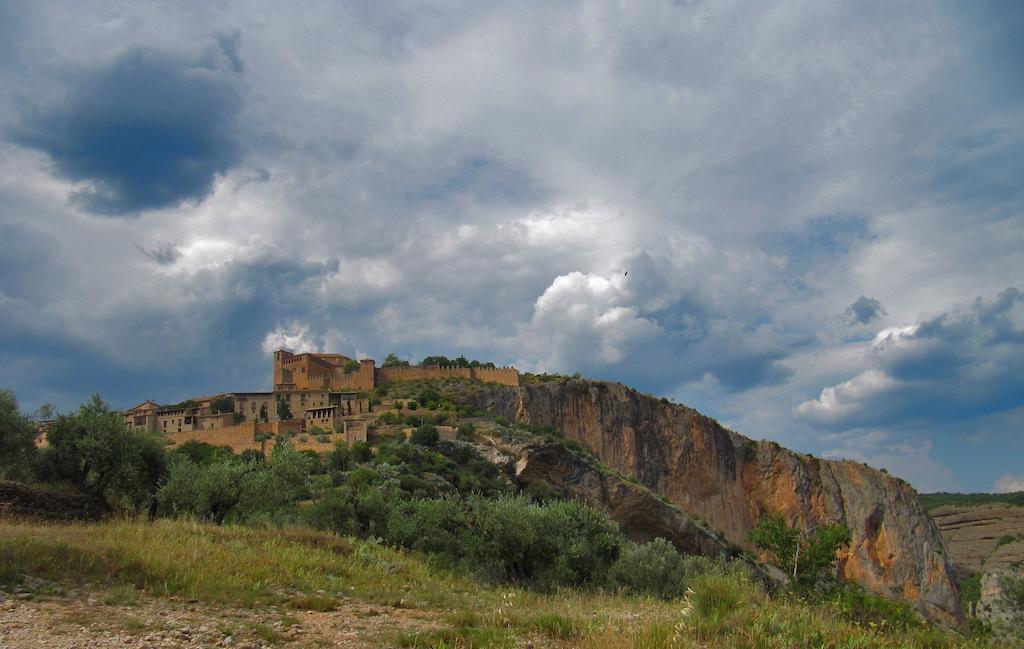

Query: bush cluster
<box><xmin>387</xmin><ymin>495</ymin><xmax>621</xmax><ymax>589</ymax></box>
<box><xmin>157</xmin><ymin>443</ymin><xmax>315</xmax><ymax>525</ymax></box>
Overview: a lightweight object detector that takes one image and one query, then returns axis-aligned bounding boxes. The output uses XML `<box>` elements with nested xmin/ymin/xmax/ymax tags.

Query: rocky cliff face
<box><xmin>468</xmin><ymin>380</ymin><xmax>964</xmax><ymax>627</ymax></box>
<box><xmin>930</xmin><ymin>505</ymin><xmax>1024</xmax><ymax>578</ymax></box>
<box><xmin>507</xmin><ymin>442</ymin><xmax>788</xmax><ymax>590</ymax></box>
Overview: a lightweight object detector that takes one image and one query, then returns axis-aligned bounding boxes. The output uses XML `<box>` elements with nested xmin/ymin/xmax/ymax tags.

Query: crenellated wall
<box><xmin>377</xmin><ymin>365</ymin><xmax>471</xmax><ymax>382</ymax></box>
<box><xmin>376</xmin><ymin>365</ymin><xmax>519</xmax><ymax>386</ymax></box>
<box><xmin>470</xmin><ymin>366</ymin><xmax>520</xmax><ymax>386</ymax></box>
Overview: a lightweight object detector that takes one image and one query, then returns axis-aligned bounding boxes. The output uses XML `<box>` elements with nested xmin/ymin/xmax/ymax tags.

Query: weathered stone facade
<box><xmin>123</xmin><ymin>349</ymin><xmax>517</xmax><ymax>450</ymax></box>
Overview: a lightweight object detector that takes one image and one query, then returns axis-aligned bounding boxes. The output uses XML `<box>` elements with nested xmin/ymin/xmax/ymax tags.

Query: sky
<box><xmin>0</xmin><ymin>1</ymin><xmax>1021</xmax><ymax>493</ymax></box>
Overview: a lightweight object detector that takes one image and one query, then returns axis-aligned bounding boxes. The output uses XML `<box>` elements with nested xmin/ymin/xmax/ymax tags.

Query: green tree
<box><xmin>327</xmin><ymin>442</ymin><xmax>351</xmax><ymax>472</ymax></box>
<box><xmin>0</xmin><ymin>389</ymin><xmax>39</xmax><ymax>479</ymax></box>
<box><xmin>382</xmin><ymin>353</ymin><xmax>409</xmax><ymax>368</ymax></box>
<box><xmin>343</xmin><ymin>359</ymin><xmax>361</xmax><ymax>373</ymax></box>
<box><xmin>41</xmin><ymin>394</ymin><xmax>167</xmax><ymax>513</ymax></box>
<box><xmin>276</xmin><ymin>396</ymin><xmax>293</xmax><ymax>421</ymax></box>
<box><xmin>749</xmin><ymin>512</ymin><xmax>851</xmax><ymax>589</ymax></box>
<box><xmin>420</xmin><ymin>355</ymin><xmax>451</xmax><ymax>367</ymax></box>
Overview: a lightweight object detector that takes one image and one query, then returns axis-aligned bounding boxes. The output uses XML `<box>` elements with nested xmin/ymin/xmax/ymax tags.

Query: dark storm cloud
<box><xmin>845</xmin><ymin>296</ymin><xmax>886</xmax><ymax>325</ymax></box>
<box><xmin>0</xmin><ymin>223</ymin><xmax>63</xmax><ymax>302</ymax></box>
<box><xmin>9</xmin><ymin>40</ymin><xmax>243</xmax><ymax>215</ymax></box>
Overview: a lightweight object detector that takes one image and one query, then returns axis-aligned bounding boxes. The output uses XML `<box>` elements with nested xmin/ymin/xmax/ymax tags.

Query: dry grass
<box><xmin>0</xmin><ymin>518</ymin><xmax>1008</xmax><ymax>648</ymax></box>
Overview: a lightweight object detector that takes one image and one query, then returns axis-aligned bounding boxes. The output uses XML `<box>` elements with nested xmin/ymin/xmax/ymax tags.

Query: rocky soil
<box><xmin>468</xmin><ymin>380</ymin><xmax>965</xmax><ymax>628</ymax></box>
<box><xmin>930</xmin><ymin>505</ymin><xmax>1024</xmax><ymax>578</ymax></box>
<box><xmin>0</xmin><ymin>590</ymin><xmax>439</xmax><ymax>648</ymax></box>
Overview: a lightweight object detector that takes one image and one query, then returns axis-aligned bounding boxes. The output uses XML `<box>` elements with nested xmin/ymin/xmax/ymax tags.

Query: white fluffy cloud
<box><xmin>795</xmin><ymin>289</ymin><xmax>1024</xmax><ymax>429</ymax></box>
<box><xmin>261</xmin><ymin>322</ymin><xmax>321</xmax><ymax>356</ymax></box>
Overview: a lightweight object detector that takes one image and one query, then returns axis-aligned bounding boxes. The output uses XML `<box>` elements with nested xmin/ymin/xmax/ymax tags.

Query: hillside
<box><xmin>923</xmin><ymin>498</ymin><xmax>1024</xmax><ymax>581</ymax></box>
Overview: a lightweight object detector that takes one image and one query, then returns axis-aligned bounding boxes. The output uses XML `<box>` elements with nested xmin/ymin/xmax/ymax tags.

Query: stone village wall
<box><xmin>164</xmin><ymin>419</ymin><xmax>365</xmax><ymax>453</ymax></box>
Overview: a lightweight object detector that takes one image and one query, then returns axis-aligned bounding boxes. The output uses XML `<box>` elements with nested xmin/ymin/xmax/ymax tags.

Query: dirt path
<box><xmin>0</xmin><ymin>593</ymin><xmax>443</xmax><ymax>648</ymax></box>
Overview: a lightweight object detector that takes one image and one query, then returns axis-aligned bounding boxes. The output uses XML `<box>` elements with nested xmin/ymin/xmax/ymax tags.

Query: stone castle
<box><xmin>122</xmin><ymin>351</ymin><xmax>518</xmax><ymax>452</ymax></box>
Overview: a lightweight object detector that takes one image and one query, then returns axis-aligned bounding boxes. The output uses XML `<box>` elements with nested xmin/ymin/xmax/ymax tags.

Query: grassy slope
<box><xmin>0</xmin><ymin>518</ymin><xmax>1005</xmax><ymax>648</ymax></box>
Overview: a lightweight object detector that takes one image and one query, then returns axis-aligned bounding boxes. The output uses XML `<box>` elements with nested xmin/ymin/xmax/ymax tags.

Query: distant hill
<box><xmin>922</xmin><ymin>492</ymin><xmax>1024</xmax><ymax>584</ymax></box>
<box><xmin>920</xmin><ymin>492</ymin><xmax>1024</xmax><ymax>511</ymax></box>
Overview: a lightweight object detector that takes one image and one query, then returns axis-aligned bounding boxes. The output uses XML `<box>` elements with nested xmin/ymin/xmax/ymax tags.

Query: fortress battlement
<box><xmin>274</xmin><ymin>350</ymin><xmax>519</xmax><ymax>391</ymax></box>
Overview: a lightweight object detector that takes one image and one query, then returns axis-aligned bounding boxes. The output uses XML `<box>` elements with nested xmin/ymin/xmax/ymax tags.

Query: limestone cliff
<box><xmin>468</xmin><ymin>380</ymin><xmax>964</xmax><ymax>627</ymax></box>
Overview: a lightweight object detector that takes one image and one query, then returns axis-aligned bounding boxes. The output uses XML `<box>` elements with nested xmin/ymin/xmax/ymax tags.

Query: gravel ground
<box><xmin>0</xmin><ymin>592</ymin><xmax>441</xmax><ymax>648</ymax></box>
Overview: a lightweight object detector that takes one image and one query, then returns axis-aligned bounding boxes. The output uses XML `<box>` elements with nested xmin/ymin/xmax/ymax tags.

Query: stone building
<box><xmin>123</xmin><ymin>349</ymin><xmax>518</xmax><ymax>449</ymax></box>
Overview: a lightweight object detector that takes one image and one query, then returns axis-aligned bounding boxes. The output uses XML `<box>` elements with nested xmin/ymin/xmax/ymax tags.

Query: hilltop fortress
<box><xmin>273</xmin><ymin>350</ymin><xmax>519</xmax><ymax>392</ymax></box>
<box><xmin>122</xmin><ymin>352</ymin><xmax>518</xmax><ymax>453</ymax></box>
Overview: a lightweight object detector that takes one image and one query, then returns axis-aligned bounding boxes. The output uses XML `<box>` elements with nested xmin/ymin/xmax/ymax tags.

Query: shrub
<box><xmin>306</xmin><ymin>476</ymin><xmax>396</xmax><ymax>537</ymax></box>
<box><xmin>406</xmin><ymin>400</ymin><xmax>419</xmax><ymax>411</ymax></box>
<box><xmin>42</xmin><ymin>395</ymin><xmax>167</xmax><ymax>513</ymax></box>
<box><xmin>157</xmin><ymin>444</ymin><xmax>313</xmax><ymax>524</ymax></box>
<box><xmin>607</xmin><ymin>538</ymin><xmax>687</xmax><ymax>599</ymax></box>
<box><xmin>410</xmin><ymin>424</ymin><xmax>439</xmax><ymax>448</ymax></box>
<box><xmin>238</xmin><ymin>449</ymin><xmax>264</xmax><ymax>464</ymax></box>
<box><xmin>156</xmin><ymin>456</ymin><xmax>245</xmax><ymax>523</ymax></box>
<box><xmin>456</xmin><ymin>422</ymin><xmax>476</xmax><ymax>442</ymax></box>
<box><xmin>171</xmin><ymin>440</ymin><xmax>234</xmax><ymax>466</ymax></box>
<box><xmin>350</xmin><ymin>441</ymin><xmax>373</xmax><ymax>463</ymax></box>
<box><xmin>831</xmin><ymin>583</ymin><xmax>922</xmax><ymax>630</ymax></box>
<box><xmin>384</xmin><ymin>495</ymin><xmax>623</xmax><ymax>590</ymax></box>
